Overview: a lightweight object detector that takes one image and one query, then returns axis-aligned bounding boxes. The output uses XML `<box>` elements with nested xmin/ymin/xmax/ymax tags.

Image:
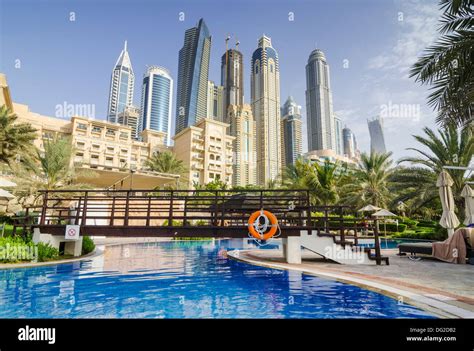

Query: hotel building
<box><xmin>2</xmin><ymin>73</ymin><xmax>177</xmax><ymax>189</ymax></box>
<box><xmin>227</xmin><ymin>104</ymin><xmax>257</xmax><ymax>187</ymax></box>
<box><xmin>173</xmin><ymin>118</ymin><xmax>234</xmax><ymax>187</ymax></box>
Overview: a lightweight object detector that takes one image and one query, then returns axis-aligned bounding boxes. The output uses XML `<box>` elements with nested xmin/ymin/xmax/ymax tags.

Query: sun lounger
<box><xmin>398</xmin><ymin>228</ymin><xmax>473</xmax><ymax>263</ymax></box>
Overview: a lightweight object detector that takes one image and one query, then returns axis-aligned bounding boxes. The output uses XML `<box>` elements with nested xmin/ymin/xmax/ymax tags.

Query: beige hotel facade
<box><xmin>1</xmin><ymin>74</ymin><xmax>179</xmax><ymax>189</ymax></box>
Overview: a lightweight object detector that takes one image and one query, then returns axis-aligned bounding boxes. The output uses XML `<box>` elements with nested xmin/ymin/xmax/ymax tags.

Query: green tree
<box><xmin>145</xmin><ymin>151</ymin><xmax>187</xmax><ymax>175</ymax></box>
<box><xmin>391</xmin><ymin>124</ymin><xmax>473</xmax><ymax>216</ymax></box>
<box><xmin>0</xmin><ymin>105</ymin><xmax>37</xmax><ymax>166</ymax></box>
<box><xmin>13</xmin><ymin>137</ymin><xmax>93</xmax><ymax>204</ymax></box>
<box><xmin>343</xmin><ymin>152</ymin><xmax>393</xmax><ymax>208</ymax></box>
<box><xmin>282</xmin><ymin>158</ymin><xmax>344</xmax><ymax>205</ymax></box>
<box><xmin>410</xmin><ymin>0</ymin><xmax>474</xmax><ymax>126</ymax></box>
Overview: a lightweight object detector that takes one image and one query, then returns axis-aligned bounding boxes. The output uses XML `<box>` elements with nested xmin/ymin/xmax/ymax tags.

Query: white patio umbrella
<box><xmin>0</xmin><ymin>177</ymin><xmax>16</xmax><ymax>187</ymax></box>
<box><xmin>461</xmin><ymin>184</ymin><xmax>474</xmax><ymax>225</ymax></box>
<box><xmin>437</xmin><ymin>170</ymin><xmax>460</xmax><ymax>236</ymax></box>
<box><xmin>358</xmin><ymin>204</ymin><xmax>381</xmax><ymax>212</ymax></box>
<box><xmin>0</xmin><ymin>188</ymin><xmax>14</xmax><ymax>200</ymax></box>
<box><xmin>372</xmin><ymin>209</ymin><xmax>397</xmax><ymax>244</ymax></box>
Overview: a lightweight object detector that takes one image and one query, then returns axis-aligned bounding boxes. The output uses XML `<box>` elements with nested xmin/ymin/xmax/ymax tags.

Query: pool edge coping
<box><xmin>227</xmin><ymin>249</ymin><xmax>474</xmax><ymax>319</ymax></box>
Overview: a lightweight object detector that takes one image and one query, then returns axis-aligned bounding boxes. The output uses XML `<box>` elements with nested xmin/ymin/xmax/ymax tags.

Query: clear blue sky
<box><xmin>0</xmin><ymin>0</ymin><xmax>440</xmax><ymax>160</ymax></box>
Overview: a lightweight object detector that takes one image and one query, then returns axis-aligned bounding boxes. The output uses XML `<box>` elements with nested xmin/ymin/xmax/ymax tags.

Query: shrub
<box><xmin>381</xmin><ymin>223</ymin><xmax>407</xmax><ymax>233</ymax></box>
<box><xmin>0</xmin><ymin>236</ymin><xmax>35</xmax><ymax>263</ymax></box>
<box><xmin>82</xmin><ymin>236</ymin><xmax>95</xmax><ymax>255</ymax></box>
<box><xmin>162</xmin><ymin>219</ymin><xmax>183</xmax><ymax>226</ymax></box>
<box><xmin>36</xmin><ymin>242</ymin><xmax>59</xmax><ymax>262</ymax></box>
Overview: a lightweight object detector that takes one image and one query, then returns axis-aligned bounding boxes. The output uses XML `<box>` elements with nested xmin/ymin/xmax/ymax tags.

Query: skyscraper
<box><xmin>107</xmin><ymin>41</ymin><xmax>135</xmax><ymax>124</ymax></box>
<box><xmin>227</xmin><ymin>104</ymin><xmax>257</xmax><ymax>186</ymax></box>
<box><xmin>334</xmin><ymin>115</ymin><xmax>343</xmax><ymax>155</ymax></box>
<box><xmin>221</xmin><ymin>47</ymin><xmax>244</xmax><ymax>116</ymax></box>
<box><xmin>118</xmin><ymin>105</ymin><xmax>140</xmax><ymax>140</ymax></box>
<box><xmin>281</xmin><ymin>96</ymin><xmax>302</xmax><ymax>168</ymax></box>
<box><xmin>206</xmin><ymin>81</ymin><xmax>224</xmax><ymax>121</ymax></box>
<box><xmin>251</xmin><ymin>35</ymin><xmax>282</xmax><ymax>185</ymax></box>
<box><xmin>175</xmin><ymin>18</ymin><xmax>212</xmax><ymax>134</ymax></box>
<box><xmin>305</xmin><ymin>49</ymin><xmax>335</xmax><ymax>152</ymax></box>
<box><xmin>342</xmin><ymin>126</ymin><xmax>356</xmax><ymax>159</ymax></box>
<box><xmin>139</xmin><ymin>66</ymin><xmax>173</xmax><ymax>146</ymax></box>
<box><xmin>368</xmin><ymin>116</ymin><xmax>387</xmax><ymax>154</ymax></box>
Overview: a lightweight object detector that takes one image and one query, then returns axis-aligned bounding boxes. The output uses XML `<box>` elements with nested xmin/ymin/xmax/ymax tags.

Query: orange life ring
<box><xmin>248</xmin><ymin>210</ymin><xmax>278</xmax><ymax>240</ymax></box>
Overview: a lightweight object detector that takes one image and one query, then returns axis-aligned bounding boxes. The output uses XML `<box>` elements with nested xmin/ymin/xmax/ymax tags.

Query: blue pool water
<box><xmin>357</xmin><ymin>238</ymin><xmax>432</xmax><ymax>250</ymax></box>
<box><xmin>0</xmin><ymin>239</ymin><xmax>435</xmax><ymax>318</ymax></box>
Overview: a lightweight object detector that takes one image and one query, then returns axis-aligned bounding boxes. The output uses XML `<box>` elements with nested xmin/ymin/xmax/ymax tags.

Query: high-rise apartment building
<box><xmin>342</xmin><ymin>126</ymin><xmax>356</xmax><ymax>159</ymax></box>
<box><xmin>305</xmin><ymin>49</ymin><xmax>335</xmax><ymax>152</ymax></box>
<box><xmin>175</xmin><ymin>18</ymin><xmax>212</xmax><ymax>134</ymax></box>
<box><xmin>173</xmin><ymin>118</ymin><xmax>234</xmax><ymax>187</ymax></box>
<box><xmin>251</xmin><ymin>35</ymin><xmax>282</xmax><ymax>185</ymax></box>
<box><xmin>334</xmin><ymin>115</ymin><xmax>343</xmax><ymax>155</ymax></box>
<box><xmin>221</xmin><ymin>48</ymin><xmax>244</xmax><ymax>116</ymax></box>
<box><xmin>368</xmin><ymin>116</ymin><xmax>387</xmax><ymax>154</ymax></box>
<box><xmin>206</xmin><ymin>81</ymin><xmax>224</xmax><ymax>121</ymax></box>
<box><xmin>118</xmin><ymin>105</ymin><xmax>140</xmax><ymax>140</ymax></box>
<box><xmin>107</xmin><ymin>41</ymin><xmax>135</xmax><ymax>123</ymax></box>
<box><xmin>227</xmin><ymin>104</ymin><xmax>257</xmax><ymax>186</ymax></box>
<box><xmin>139</xmin><ymin>66</ymin><xmax>173</xmax><ymax>145</ymax></box>
<box><xmin>281</xmin><ymin>96</ymin><xmax>302</xmax><ymax>168</ymax></box>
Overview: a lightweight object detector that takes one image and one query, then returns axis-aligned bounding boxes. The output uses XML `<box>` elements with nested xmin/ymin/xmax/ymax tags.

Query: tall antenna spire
<box><xmin>124</xmin><ymin>40</ymin><xmax>128</xmax><ymax>51</ymax></box>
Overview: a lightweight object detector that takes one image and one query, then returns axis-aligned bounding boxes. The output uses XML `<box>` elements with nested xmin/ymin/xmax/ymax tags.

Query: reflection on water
<box><xmin>0</xmin><ymin>239</ymin><xmax>434</xmax><ymax>318</ymax></box>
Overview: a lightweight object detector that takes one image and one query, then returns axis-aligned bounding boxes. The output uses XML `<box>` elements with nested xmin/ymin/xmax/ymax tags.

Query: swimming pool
<box><xmin>357</xmin><ymin>238</ymin><xmax>433</xmax><ymax>250</ymax></box>
<box><xmin>0</xmin><ymin>239</ymin><xmax>434</xmax><ymax>318</ymax></box>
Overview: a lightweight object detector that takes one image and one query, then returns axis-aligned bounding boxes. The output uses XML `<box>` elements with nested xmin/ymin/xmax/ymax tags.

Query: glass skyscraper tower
<box><xmin>175</xmin><ymin>18</ymin><xmax>211</xmax><ymax>134</ymax></box>
<box><xmin>221</xmin><ymin>48</ymin><xmax>244</xmax><ymax>118</ymax></box>
<box><xmin>368</xmin><ymin>116</ymin><xmax>387</xmax><ymax>154</ymax></box>
<box><xmin>139</xmin><ymin>66</ymin><xmax>173</xmax><ymax>146</ymax></box>
<box><xmin>251</xmin><ymin>35</ymin><xmax>282</xmax><ymax>185</ymax></box>
<box><xmin>305</xmin><ymin>49</ymin><xmax>335</xmax><ymax>152</ymax></box>
<box><xmin>281</xmin><ymin>96</ymin><xmax>302</xmax><ymax>168</ymax></box>
<box><xmin>107</xmin><ymin>41</ymin><xmax>135</xmax><ymax>123</ymax></box>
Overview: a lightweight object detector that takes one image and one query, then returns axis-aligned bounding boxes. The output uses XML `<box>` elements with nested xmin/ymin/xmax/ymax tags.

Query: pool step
<box><xmin>300</xmin><ymin>230</ymin><xmax>373</xmax><ymax>265</ymax></box>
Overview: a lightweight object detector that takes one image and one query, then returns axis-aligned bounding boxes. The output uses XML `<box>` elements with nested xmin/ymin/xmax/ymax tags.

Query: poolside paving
<box><xmin>232</xmin><ymin>248</ymin><xmax>474</xmax><ymax>317</ymax></box>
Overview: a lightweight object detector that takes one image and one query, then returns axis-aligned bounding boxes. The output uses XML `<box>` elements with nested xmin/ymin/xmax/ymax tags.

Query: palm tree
<box><xmin>282</xmin><ymin>158</ymin><xmax>343</xmax><ymax>205</ymax></box>
<box><xmin>145</xmin><ymin>151</ymin><xmax>187</xmax><ymax>175</ymax></box>
<box><xmin>343</xmin><ymin>152</ymin><xmax>393</xmax><ymax>208</ymax></box>
<box><xmin>410</xmin><ymin>0</ymin><xmax>474</xmax><ymax>126</ymax></box>
<box><xmin>13</xmin><ymin>137</ymin><xmax>93</xmax><ymax>205</ymax></box>
<box><xmin>0</xmin><ymin>105</ymin><xmax>37</xmax><ymax>165</ymax></box>
<box><xmin>391</xmin><ymin>124</ymin><xmax>473</xmax><ymax>215</ymax></box>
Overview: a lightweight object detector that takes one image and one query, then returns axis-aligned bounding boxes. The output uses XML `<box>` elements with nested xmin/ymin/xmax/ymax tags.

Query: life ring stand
<box><xmin>248</xmin><ymin>209</ymin><xmax>279</xmax><ymax>241</ymax></box>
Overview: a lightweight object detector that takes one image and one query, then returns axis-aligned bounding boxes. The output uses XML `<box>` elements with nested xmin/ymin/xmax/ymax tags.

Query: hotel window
<box><xmin>121</xmin><ymin>149</ymin><xmax>128</xmax><ymax>154</ymax></box>
<box><xmin>92</xmin><ymin>144</ymin><xmax>100</xmax><ymax>150</ymax></box>
<box><xmin>76</xmin><ymin>142</ymin><xmax>85</xmax><ymax>149</ymax></box>
<box><xmin>209</xmin><ymin>173</ymin><xmax>215</xmax><ymax>179</ymax></box>
<box><xmin>106</xmin><ymin>129</ymin><xmax>116</xmax><ymax>137</ymax></box>
<box><xmin>210</xmin><ymin>154</ymin><xmax>215</xmax><ymax>160</ymax></box>
<box><xmin>77</xmin><ymin>123</ymin><xmax>87</xmax><ymax>131</ymax></box>
<box><xmin>120</xmin><ymin>132</ymin><xmax>129</xmax><ymax>139</ymax></box>
<box><xmin>106</xmin><ymin>146</ymin><xmax>114</xmax><ymax>153</ymax></box>
<box><xmin>92</xmin><ymin>126</ymin><xmax>102</xmax><ymax>133</ymax></box>
<box><xmin>193</xmin><ymin>172</ymin><xmax>199</xmax><ymax>178</ymax></box>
